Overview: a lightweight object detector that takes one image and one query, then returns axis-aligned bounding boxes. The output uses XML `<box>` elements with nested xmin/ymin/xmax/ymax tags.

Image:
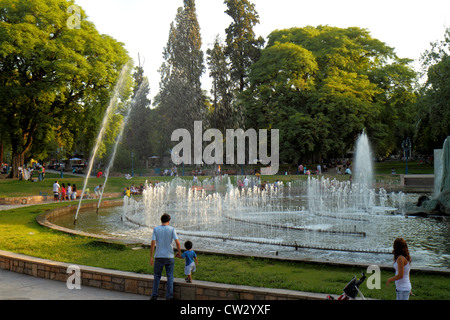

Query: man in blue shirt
<box><xmin>150</xmin><ymin>213</ymin><xmax>181</xmax><ymax>300</ymax></box>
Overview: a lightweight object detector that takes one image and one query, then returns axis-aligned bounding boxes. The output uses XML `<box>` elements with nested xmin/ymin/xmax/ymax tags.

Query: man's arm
<box><xmin>150</xmin><ymin>240</ymin><xmax>156</xmax><ymax>266</ymax></box>
<box><xmin>175</xmin><ymin>239</ymin><xmax>181</xmax><ymax>258</ymax></box>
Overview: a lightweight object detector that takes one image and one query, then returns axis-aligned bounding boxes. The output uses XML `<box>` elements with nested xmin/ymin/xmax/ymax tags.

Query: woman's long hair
<box><xmin>393</xmin><ymin>238</ymin><xmax>411</xmax><ymax>262</ymax></box>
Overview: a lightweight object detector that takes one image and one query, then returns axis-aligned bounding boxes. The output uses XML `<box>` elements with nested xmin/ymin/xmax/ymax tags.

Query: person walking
<box><xmin>67</xmin><ymin>183</ymin><xmax>72</xmax><ymax>201</ymax></box>
<box><xmin>52</xmin><ymin>181</ymin><xmax>60</xmax><ymax>202</ymax></box>
<box><xmin>386</xmin><ymin>238</ymin><xmax>412</xmax><ymax>300</ymax></box>
<box><xmin>179</xmin><ymin>241</ymin><xmax>198</xmax><ymax>283</ymax></box>
<box><xmin>150</xmin><ymin>213</ymin><xmax>181</xmax><ymax>300</ymax></box>
<box><xmin>72</xmin><ymin>184</ymin><xmax>77</xmax><ymax>200</ymax></box>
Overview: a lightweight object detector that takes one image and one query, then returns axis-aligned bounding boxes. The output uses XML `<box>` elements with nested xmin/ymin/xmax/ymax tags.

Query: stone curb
<box><xmin>0</xmin><ymin>250</ymin><xmax>328</xmax><ymax>300</ymax></box>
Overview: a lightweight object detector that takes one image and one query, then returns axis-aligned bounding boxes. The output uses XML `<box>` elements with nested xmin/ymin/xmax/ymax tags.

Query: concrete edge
<box><xmin>36</xmin><ymin>202</ymin><xmax>450</xmax><ymax>276</ymax></box>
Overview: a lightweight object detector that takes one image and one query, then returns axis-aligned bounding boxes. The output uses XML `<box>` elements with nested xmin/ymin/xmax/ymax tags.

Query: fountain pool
<box><xmin>52</xmin><ymin>176</ymin><xmax>450</xmax><ymax>269</ymax></box>
<box><xmin>55</xmin><ymin>131</ymin><xmax>450</xmax><ymax>270</ymax></box>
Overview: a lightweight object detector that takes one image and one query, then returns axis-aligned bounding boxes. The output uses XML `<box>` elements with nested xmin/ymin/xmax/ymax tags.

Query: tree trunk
<box><xmin>8</xmin><ymin>152</ymin><xmax>25</xmax><ymax>179</ymax></box>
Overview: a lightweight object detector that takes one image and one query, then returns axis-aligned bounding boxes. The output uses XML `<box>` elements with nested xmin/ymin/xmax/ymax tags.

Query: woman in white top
<box><xmin>386</xmin><ymin>238</ymin><xmax>412</xmax><ymax>300</ymax></box>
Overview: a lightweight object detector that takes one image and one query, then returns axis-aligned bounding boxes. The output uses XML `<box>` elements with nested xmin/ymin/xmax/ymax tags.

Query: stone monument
<box><xmin>407</xmin><ymin>136</ymin><xmax>450</xmax><ymax>215</ymax></box>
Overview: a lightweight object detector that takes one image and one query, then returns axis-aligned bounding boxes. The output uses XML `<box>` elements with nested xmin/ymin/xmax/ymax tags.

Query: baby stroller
<box><xmin>327</xmin><ymin>273</ymin><xmax>366</xmax><ymax>300</ymax></box>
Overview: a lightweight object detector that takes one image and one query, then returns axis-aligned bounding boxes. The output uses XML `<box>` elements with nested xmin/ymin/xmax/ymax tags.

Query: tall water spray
<box><xmin>74</xmin><ymin>62</ymin><xmax>132</xmax><ymax>224</ymax></box>
<box><xmin>352</xmin><ymin>130</ymin><xmax>374</xmax><ymax>210</ymax></box>
<box><xmin>307</xmin><ymin>130</ymin><xmax>379</xmax><ymax>214</ymax></box>
<box><xmin>96</xmin><ymin>78</ymin><xmax>149</xmax><ymax>213</ymax></box>
<box><xmin>353</xmin><ymin>130</ymin><xmax>374</xmax><ymax>188</ymax></box>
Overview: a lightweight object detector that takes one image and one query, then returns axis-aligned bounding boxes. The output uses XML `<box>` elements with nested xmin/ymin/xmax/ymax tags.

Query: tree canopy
<box><xmin>0</xmin><ymin>0</ymin><xmax>132</xmax><ymax>177</ymax></box>
<box><xmin>415</xmin><ymin>28</ymin><xmax>450</xmax><ymax>153</ymax></box>
<box><xmin>243</xmin><ymin>25</ymin><xmax>418</xmax><ymax>163</ymax></box>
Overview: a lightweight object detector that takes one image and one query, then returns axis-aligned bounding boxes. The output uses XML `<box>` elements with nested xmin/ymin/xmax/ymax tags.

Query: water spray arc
<box><xmin>96</xmin><ymin>79</ymin><xmax>149</xmax><ymax>213</ymax></box>
<box><xmin>74</xmin><ymin>62</ymin><xmax>132</xmax><ymax>225</ymax></box>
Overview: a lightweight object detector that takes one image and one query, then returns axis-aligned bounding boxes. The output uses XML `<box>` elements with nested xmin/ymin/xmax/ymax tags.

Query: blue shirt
<box><xmin>151</xmin><ymin>225</ymin><xmax>178</xmax><ymax>258</ymax></box>
<box><xmin>182</xmin><ymin>250</ymin><xmax>197</xmax><ymax>266</ymax></box>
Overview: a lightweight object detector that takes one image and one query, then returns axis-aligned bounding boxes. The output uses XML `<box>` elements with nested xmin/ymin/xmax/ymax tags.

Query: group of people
<box><xmin>162</xmin><ymin>166</ymin><xmax>178</xmax><ymax>176</ymax></box>
<box><xmin>298</xmin><ymin>164</ymin><xmax>325</xmax><ymax>176</ymax></box>
<box><xmin>52</xmin><ymin>180</ymin><xmax>78</xmax><ymax>201</ymax></box>
<box><xmin>15</xmin><ymin>165</ymin><xmax>46</xmax><ymax>181</ymax></box>
<box><xmin>124</xmin><ymin>183</ymin><xmax>145</xmax><ymax>197</ymax></box>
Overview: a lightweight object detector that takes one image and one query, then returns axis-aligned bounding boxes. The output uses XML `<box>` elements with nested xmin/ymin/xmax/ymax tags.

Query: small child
<box><xmin>181</xmin><ymin>241</ymin><xmax>198</xmax><ymax>283</ymax></box>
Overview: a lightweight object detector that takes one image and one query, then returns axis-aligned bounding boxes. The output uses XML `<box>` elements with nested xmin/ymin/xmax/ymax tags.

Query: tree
<box><xmin>416</xmin><ymin>28</ymin><xmax>450</xmax><ymax>153</ymax></box>
<box><xmin>123</xmin><ymin>57</ymin><xmax>152</xmax><ymax>165</ymax></box>
<box><xmin>243</xmin><ymin>41</ymin><xmax>323</xmax><ymax>162</ymax></box>
<box><xmin>368</xmin><ymin>58</ymin><xmax>418</xmax><ymax>156</ymax></box>
<box><xmin>206</xmin><ymin>35</ymin><xmax>235</xmax><ymax>132</ymax></box>
<box><xmin>156</xmin><ymin>0</ymin><xmax>206</xmax><ymax>156</ymax></box>
<box><xmin>224</xmin><ymin>0</ymin><xmax>265</xmax><ymax>92</ymax></box>
<box><xmin>0</xmin><ymin>0</ymin><xmax>131</xmax><ymax>178</ymax></box>
<box><xmin>244</xmin><ymin>26</ymin><xmax>417</xmax><ymax>163</ymax></box>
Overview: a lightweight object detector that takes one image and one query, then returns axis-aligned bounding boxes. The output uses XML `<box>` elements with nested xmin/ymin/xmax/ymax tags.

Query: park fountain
<box><xmin>307</xmin><ymin>131</ymin><xmax>401</xmax><ymax>216</ymax></box>
<box><xmin>56</xmin><ymin>131</ymin><xmax>450</xmax><ymax>269</ymax></box>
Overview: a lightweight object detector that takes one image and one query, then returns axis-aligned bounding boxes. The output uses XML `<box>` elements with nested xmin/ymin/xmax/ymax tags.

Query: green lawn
<box><xmin>0</xmin><ymin>202</ymin><xmax>449</xmax><ymax>300</ymax></box>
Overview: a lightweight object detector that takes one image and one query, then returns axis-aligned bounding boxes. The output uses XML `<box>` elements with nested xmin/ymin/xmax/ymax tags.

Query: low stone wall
<box><xmin>0</xmin><ymin>195</ymin><xmax>48</xmax><ymax>205</ymax></box>
<box><xmin>36</xmin><ymin>198</ymin><xmax>130</xmax><ymax>241</ymax></box>
<box><xmin>0</xmin><ymin>250</ymin><xmax>326</xmax><ymax>300</ymax></box>
<box><xmin>401</xmin><ymin>174</ymin><xmax>434</xmax><ymax>193</ymax></box>
<box><xmin>0</xmin><ymin>192</ymin><xmax>123</xmax><ymax>206</ymax></box>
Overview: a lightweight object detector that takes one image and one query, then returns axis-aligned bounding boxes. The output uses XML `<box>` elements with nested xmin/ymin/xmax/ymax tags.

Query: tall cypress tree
<box><xmin>157</xmin><ymin>0</ymin><xmax>205</xmax><ymax>150</ymax></box>
<box><xmin>224</xmin><ymin>0</ymin><xmax>265</xmax><ymax>92</ymax></box>
<box><xmin>207</xmin><ymin>35</ymin><xmax>234</xmax><ymax>131</ymax></box>
<box><xmin>124</xmin><ymin>57</ymin><xmax>152</xmax><ymax>164</ymax></box>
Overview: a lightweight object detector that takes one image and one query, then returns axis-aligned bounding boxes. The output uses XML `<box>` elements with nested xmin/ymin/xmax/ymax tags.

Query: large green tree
<box><xmin>244</xmin><ymin>25</ymin><xmax>417</xmax><ymax>163</ymax></box>
<box><xmin>0</xmin><ymin>0</ymin><xmax>131</xmax><ymax>178</ymax></box>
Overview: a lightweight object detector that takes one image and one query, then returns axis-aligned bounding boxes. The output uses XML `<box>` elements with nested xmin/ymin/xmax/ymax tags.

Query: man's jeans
<box><xmin>151</xmin><ymin>258</ymin><xmax>175</xmax><ymax>299</ymax></box>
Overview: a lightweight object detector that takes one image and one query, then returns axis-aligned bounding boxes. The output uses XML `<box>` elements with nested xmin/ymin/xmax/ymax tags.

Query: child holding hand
<box><xmin>180</xmin><ymin>241</ymin><xmax>198</xmax><ymax>283</ymax></box>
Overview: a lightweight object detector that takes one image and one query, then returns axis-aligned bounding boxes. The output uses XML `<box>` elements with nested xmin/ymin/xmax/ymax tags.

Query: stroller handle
<box><xmin>355</xmin><ymin>273</ymin><xmax>366</xmax><ymax>287</ymax></box>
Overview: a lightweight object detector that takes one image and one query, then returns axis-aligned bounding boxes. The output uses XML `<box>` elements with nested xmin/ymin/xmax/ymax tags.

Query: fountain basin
<box><xmin>46</xmin><ymin>180</ymin><xmax>450</xmax><ymax>270</ymax></box>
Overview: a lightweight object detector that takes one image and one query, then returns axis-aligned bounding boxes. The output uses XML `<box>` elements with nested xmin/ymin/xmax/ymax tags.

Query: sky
<box><xmin>74</xmin><ymin>0</ymin><xmax>450</xmax><ymax>101</ymax></box>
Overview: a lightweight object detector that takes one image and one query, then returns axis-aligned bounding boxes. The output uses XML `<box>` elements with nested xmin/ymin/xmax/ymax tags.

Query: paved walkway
<box><xmin>0</xmin><ymin>268</ymin><xmax>148</xmax><ymax>300</ymax></box>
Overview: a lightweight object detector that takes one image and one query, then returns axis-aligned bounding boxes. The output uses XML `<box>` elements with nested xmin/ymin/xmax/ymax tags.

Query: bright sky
<box><xmin>74</xmin><ymin>0</ymin><xmax>449</xmax><ymax>101</ymax></box>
